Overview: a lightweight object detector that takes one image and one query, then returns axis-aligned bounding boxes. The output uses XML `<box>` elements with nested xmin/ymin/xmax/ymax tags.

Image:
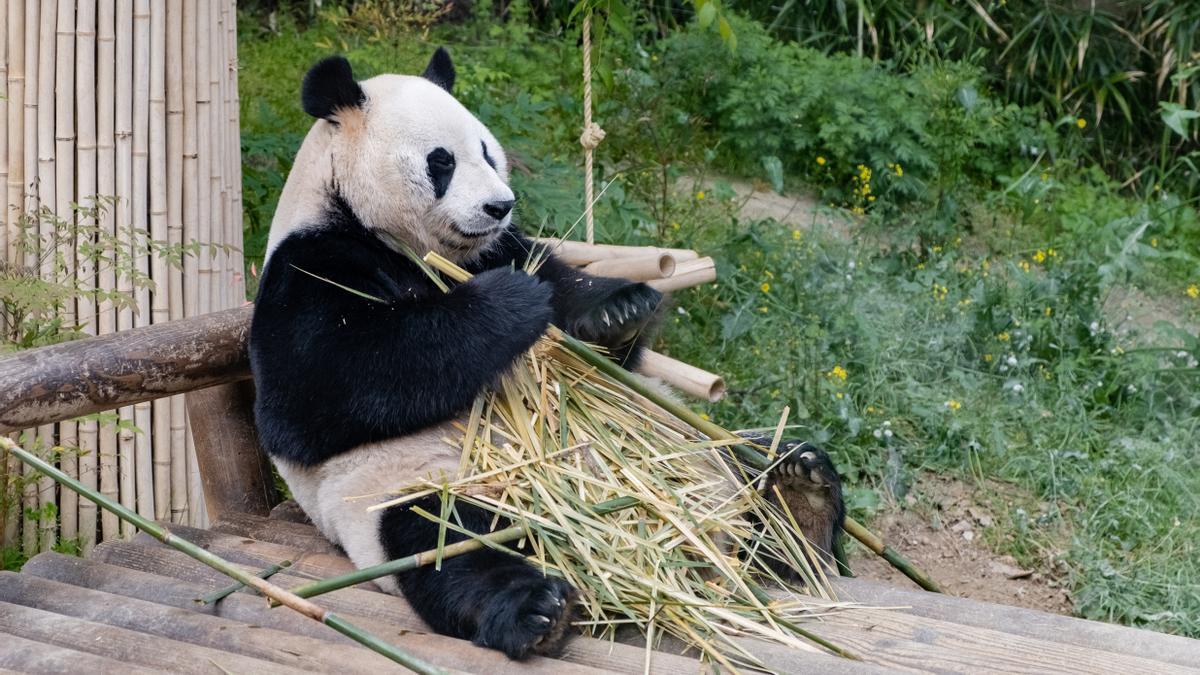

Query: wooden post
<box><xmin>185</xmin><ymin>380</ymin><xmax>277</xmax><ymax>522</ymax></box>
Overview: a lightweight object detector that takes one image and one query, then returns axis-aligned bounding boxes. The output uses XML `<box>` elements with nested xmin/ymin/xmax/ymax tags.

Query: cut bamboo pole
<box><xmin>5</xmin><ymin>0</ymin><xmax>23</xmax><ymax>268</ymax></box>
<box><xmin>115</xmin><ymin>0</ymin><xmax>136</xmax><ymax>538</ymax></box>
<box><xmin>194</xmin><ymin>0</ymin><xmax>211</xmax><ymax>318</ymax></box>
<box><xmin>535</xmin><ymin>237</ymin><xmax>700</xmax><ymax>266</ymax></box>
<box><xmin>181</xmin><ymin>0</ymin><xmax>202</xmax><ymax>529</ymax></box>
<box><xmin>0</xmin><ymin>437</ymin><xmax>448</xmax><ymax>675</ymax></box>
<box><xmin>636</xmin><ymin>350</ymin><xmax>726</xmax><ymax>402</ymax></box>
<box><xmin>55</xmin><ymin>0</ymin><xmax>79</xmax><ymax>546</ymax></box>
<box><xmin>37</xmin><ymin>0</ymin><xmax>58</xmax><ymax>554</ymax></box>
<box><xmin>20</xmin><ymin>0</ymin><xmax>39</xmax><ymax>555</ymax></box>
<box><xmin>166</xmin><ymin>0</ymin><xmax>186</xmax><ymax>525</ymax></box>
<box><xmin>0</xmin><ymin>0</ymin><xmax>7</xmax><ymax>270</ymax></box>
<box><xmin>225</xmin><ymin>0</ymin><xmax>243</xmax><ymax>305</ymax></box>
<box><xmin>211</xmin><ymin>0</ymin><xmax>227</xmax><ymax>311</ymax></box>
<box><xmin>647</xmin><ymin>256</ymin><xmax>717</xmax><ymax>293</ymax></box>
<box><xmin>131</xmin><ymin>0</ymin><xmax>154</xmax><ymax>525</ymax></box>
<box><xmin>583</xmin><ymin>252</ymin><xmax>675</xmax><ymax>282</ymax></box>
<box><xmin>96</xmin><ymin>0</ymin><xmax>119</xmax><ymax>542</ymax></box>
<box><xmin>149</xmin><ymin>0</ymin><xmax>171</xmax><ymax>522</ymax></box>
<box><xmin>75</xmin><ymin>0</ymin><xmax>99</xmax><ymax>554</ymax></box>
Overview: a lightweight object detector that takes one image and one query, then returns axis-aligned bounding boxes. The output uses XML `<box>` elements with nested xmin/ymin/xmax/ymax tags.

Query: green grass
<box><xmin>237</xmin><ymin>5</ymin><xmax>1200</xmax><ymax>637</ymax></box>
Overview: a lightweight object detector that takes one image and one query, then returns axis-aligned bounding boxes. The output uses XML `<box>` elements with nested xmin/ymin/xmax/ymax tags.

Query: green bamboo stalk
<box><xmin>197</xmin><ymin>560</ymin><xmax>292</xmax><ymax>605</ymax></box>
<box><xmin>275</xmin><ymin>495</ymin><xmax>643</xmax><ymax>606</ymax></box>
<box><xmin>423</xmin><ymin>252</ymin><xmax>941</xmax><ymax>594</ymax></box>
<box><xmin>0</xmin><ymin>438</ymin><xmax>447</xmax><ymax>675</ymax></box>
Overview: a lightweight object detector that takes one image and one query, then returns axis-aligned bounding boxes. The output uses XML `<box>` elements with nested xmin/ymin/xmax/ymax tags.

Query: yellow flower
<box><xmin>792</xmin><ymin>229</ymin><xmax>802</xmax><ymax>240</ymax></box>
<box><xmin>1076</xmin><ymin>117</ymin><xmax>1087</xmax><ymax>129</ymax></box>
<box><xmin>1033</xmin><ymin>250</ymin><xmax>1046</xmax><ymax>264</ymax></box>
<box><xmin>1047</xmin><ymin>248</ymin><xmax>1057</xmax><ymax>258</ymax></box>
<box><xmin>983</xmin><ymin>354</ymin><xmax>993</xmax><ymax>362</ymax></box>
<box><xmin>1019</xmin><ymin>260</ymin><xmax>1031</xmax><ymax>272</ymax></box>
<box><xmin>866</xmin><ymin>405</ymin><xmax>876</xmax><ymax>414</ymax></box>
<box><xmin>696</xmin><ymin>191</ymin><xmax>706</xmax><ymax>200</ymax></box>
<box><xmin>760</xmin><ymin>282</ymin><xmax>770</xmax><ymax>293</ymax></box>
<box><xmin>1150</xmin><ymin>238</ymin><xmax>1158</xmax><ymax>248</ymax></box>
<box><xmin>894</xmin><ymin>164</ymin><xmax>903</xmax><ymax>177</ymax></box>
<box><xmin>944</xmin><ymin>399</ymin><xmax>962</xmax><ymax>411</ymax></box>
<box><xmin>835</xmin><ymin>392</ymin><xmax>845</xmax><ymax>399</ymax></box>
<box><xmin>1188</xmin><ymin>284</ymin><xmax>1199</xmax><ymax>299</ymax></box>
<box><xmin>828</xmin><ymin>365</ymin><xmax>848</xmax><ymax>381</ymax></box>
<box><xmin>1044</xmin><ymin>306</ymin><xmax>1053</xmax><ymax>317</ymax></box>
<box><xmin>816</xmin><ymin>156</ymin><xmax>827</xmax><ymax>166</ymax></box>
<box><xmin>998</xmin><ymin>331</ymin><xmax>1010</xmax><ymax>342</ymax></box>
<box><xmin>1040</xmin><ymin>171</ymin><xmax>1049</xmax><ymax>181</ymax></box>
<box><xmin>916</xmin><ymin>262</ymin><xmax>925</xmax><ymax>270</ymax></box>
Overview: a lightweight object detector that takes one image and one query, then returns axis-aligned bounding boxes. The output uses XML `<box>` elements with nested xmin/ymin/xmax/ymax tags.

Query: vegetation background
<box><xmin>232</xmin><ymin>0</ymin><xmax>1199</xmax><ymax>637</ymax></box>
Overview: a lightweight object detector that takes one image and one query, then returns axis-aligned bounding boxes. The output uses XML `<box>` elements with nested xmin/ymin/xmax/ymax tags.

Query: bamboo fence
<box><xmin>0</xmin><ymin>0</ymin><xmax>243</xmax><ymax>555</ymax></box>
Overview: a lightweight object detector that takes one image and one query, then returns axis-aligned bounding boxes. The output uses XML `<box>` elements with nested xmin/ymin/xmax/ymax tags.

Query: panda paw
<box><xmin>472</xmin><ymin>574</ymin><xmax>578</xmax><ymax>660</ymax></box>
<box><xmin>469</xmin><ymin>267</ymin><xmax>555</xmax><ymax>341</ymax></box>
<box><xmin>569</xmin><ymin>281</ymin><xmax>661</xmax><ymax>349</ymax></box>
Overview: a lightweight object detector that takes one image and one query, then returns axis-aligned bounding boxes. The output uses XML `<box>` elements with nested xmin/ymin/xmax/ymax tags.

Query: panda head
<box><xmin>301</xmin><ymin>50</ymin><xmax>514</xmax><ymax>260</ymax></box>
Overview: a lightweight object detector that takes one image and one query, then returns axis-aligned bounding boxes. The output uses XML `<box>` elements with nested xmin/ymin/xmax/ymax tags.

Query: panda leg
<box><xmin>378</xmin><ymin>496</ymin><xmax>577</xmax><ymax>660</ymax></box>
<box><xmin>738</xmin><ymin>432</ymin><xmax>845</xmax><ymax>577</ymax></box>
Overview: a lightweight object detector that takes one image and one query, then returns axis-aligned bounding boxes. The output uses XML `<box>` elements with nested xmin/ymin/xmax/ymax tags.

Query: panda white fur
<box><xmin>250</xmin><ymin>50</ymin><xmax>844</xmax><ymax>660</ymax></box>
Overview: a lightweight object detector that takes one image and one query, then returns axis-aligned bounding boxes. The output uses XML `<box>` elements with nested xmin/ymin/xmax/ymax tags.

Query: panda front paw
<box><xmin>568</xmin><ymin>281</ymin><xmax>662</xmax><ymax>349</ymax></box>
<box><xmin>468</xmin><ymin>267</ymin><xmax>555</xmax><ymax>342</ymax></box>
<box><xmin>472</xmin><ymin>574</ymin><xmax>578</xmax><ymax>660</ymax></box>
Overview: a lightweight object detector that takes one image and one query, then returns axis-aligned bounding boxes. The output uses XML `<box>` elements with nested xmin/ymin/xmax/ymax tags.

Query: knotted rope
<box><xmin>580</xmin><ymin>11</ymin><xmax>605</xmax><ymax>244</ymax></box>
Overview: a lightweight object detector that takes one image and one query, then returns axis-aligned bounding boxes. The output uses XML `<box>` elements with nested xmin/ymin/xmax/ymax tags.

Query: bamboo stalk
<box><xmin>20</xmin><ymin>0</ymin><xmax>38</xmax><ymax>554</ymax></box>
<box><xmin>5</xmin><ymin>0</ymin><xmax>24</xmax><ymax>268</ymax></box>
<box><xmin>36</xmin><ymin>0</ymin><xmax>57</xmax><ymax>554</ymax></box>
<box><xmin>198</xmin><ymin>560</ymin><xmax>292</xmax><ymax>605</ymax></box>
<box><xmin>56</xmin><ymin>0</ymin><xmax>79</xmax><ymax>547</ymax></box>
<box><xmin>115</xmin><ymin>0</ymin><xmax>136</xmax><ymax>538</ymax></box>
<box><xmin>213</xmin><ymin>0</ymin><xmax>229</xmax><ymax>311</ymax></box>
<box><xmin>583</xmin><ymin>253</ymin><xmax>675</xmax><ymax>282</ymax></box>
<box><xmin>166</xmin><ymin>0</ymin><xmax>187</xmax><ymax>525</ymax></box>
<box><xmin>194</xmin><ymin>0</ymin><xmax>210</xmax><ymax>317</ymax></box>
<box><xmin>0</xmin><ymin>437</ymin><xmax>447</xmax><ymax>675</ymax></box>
<box><xmin>535</xmin><ymin>237</ymin><xmax>700</xmax><ymax>266</ymax></box>
<box><xmin>0</xmin><ymin>0</ymin><xmax>8</xmax><ymax>272</ymax></box>
<box><xmin>225</xmin><ymin>0</ymin><xmax>243</xmax><ymax>305</ymax></box>
<box><xmin>75</xmin><ymin>0</ymin><xmax>99</xmax><ymax>554</ymax></box>
<box><xmin>149</xmin><ymin>0</ymin><xmax>171</xmax><ymax>522</ymax></box>
<box><xmin>180</xmin><ymin>0</ymin><xmax>202</xmax><ymax>528</ymax></box>
<box><xmin>97</xmin><ymin>0</ymin><xmax>119</xmax><ymax>543</ymax></box>
<box><xmin>131</xmin><ymin>0</ymin><xmax>154</xmax><ymax>524</ymax></box>
<box><xmin>636</xmin><ymin>350</ymin><xmax>726</xmax><ymax>402</ymax></box>
<box><xmin>647</xmin><ymin>257</ymin><xmax>716</xmax><ymax>294</ymax></box>
<box><xmin>423</xmin><ymin>252</ymin><xmax>942</xmax><ymax>593</ymax></box>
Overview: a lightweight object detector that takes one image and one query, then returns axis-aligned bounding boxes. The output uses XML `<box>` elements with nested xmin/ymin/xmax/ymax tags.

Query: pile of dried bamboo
<box><xmin>0</xmin><ymin>0</ymin><xmax>244</xmax><ymax>556</ymax></box>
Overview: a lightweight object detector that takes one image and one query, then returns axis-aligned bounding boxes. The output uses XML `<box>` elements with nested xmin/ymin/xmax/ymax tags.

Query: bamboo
<box><xmin>96</xmin><ymin>0</ymin><xmax>119</xmax><ymax>542</ymax></box>
<box><xmin>0</xmin><ymin>0</ymin><xmax>7</xmax><ymax>270</ymax></box>
<box><xmin>2</xmin><ymin>0</ymin><xmax>24</xmax><ymax>552</ymax></box>
<box><xmin>211</xmin><ymin>0</ymin><xmax>227</xmax><ymax>311</ymax></box>
<box><xmin>36</xmin><ymin>0</ymin><xmax>57</xmax><ymax>554</ymax></box>
<box><xmin>583</xmin><ymin>252</ymin><xmax>675</xmax><ymax>282</ymax></box>
<box><xmin>75</xmin><ymin>0</ymin><xmax>99</xmax><ymax>554</ymax></box>
<box><xmin>198</xmin><ymin>560</ymin><xmax>292</xmax><ymax>605</ymax></box>
<box><xmin>180</xmin><ymin>0</ymin><xmax>200</xmax><ymax>528</ymax></box>
<box><xmin>0</xmin><ymin>437</ymin><xmax>447</xmax><ymax>675</ymax></box>
<box><xmin>115</xmin><ymin>0</ymin><xmax>135</xmax><ymax>538</ymax></box>
<box><xmin>225</xmin><ymin>0</ymin><xmax>243</xmax><ymax>304</ymax></box>
<box><xmin>647</xmin><ymin>256</ymin><xmax>717</xmax><ymax>293</ymax></box>
<box><xmin>19</xmin><ymin>0</ymin><xmax>36</xmax><ymax>554</ymax></box>
<box><xmin>166</xmin><ymin>0</ymin><xmax>186</xmax><ymax>525</ymax></box>
<box><xmin>535</xmin><ymin>237</ymin><xmax>700</xmax><ymax>266</ymax></box>
<box><xmin>56</xmin><ymin>0</ymin><xmax>79</xmax><ymax>546</ymax></box>
<box><xmin>131</xmin><ymin>0</ymin><xmax>154</xmax><ymax>524</ymax></box>
<box><xmin>424</xmin><ymin>253</ymin><xmax>943</xmax><ymax>594</ymax></box>
<box><xmin>636</xmin><ymin>349</ymin><xmax>726</xmax><ymax>402</ymax></box>
<box><xmin>194</xmin><ymin>0</ymin><xmax>210</xmax><ymax>317</ymax></box>
<box><xmin>149</xmin><ymin>0</ymin><xmax>170</xmax><ymax>521</ymax></box>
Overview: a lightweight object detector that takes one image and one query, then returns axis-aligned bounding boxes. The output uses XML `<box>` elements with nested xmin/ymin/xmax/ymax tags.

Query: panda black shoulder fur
<box><xmin>251</xmin><ymin>50</ymin><xmax>845</xmax><ymax>660</ymax></box>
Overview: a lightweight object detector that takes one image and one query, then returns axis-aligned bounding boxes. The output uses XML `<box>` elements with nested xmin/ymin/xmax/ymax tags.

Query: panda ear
<box><xmin>302</xmin><ymin>56</ymin><xmax>366</xmax><ymax>123</ymax></box>
<box><xmin>422</xmin><ymin>47</ymin><xmax>455</xmax><ymax>94</ymax></box>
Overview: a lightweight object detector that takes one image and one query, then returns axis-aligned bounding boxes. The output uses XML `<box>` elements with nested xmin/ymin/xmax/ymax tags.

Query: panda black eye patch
<box><xmin>481</xmin><ymin>141</ymin><xmax>496</xmax><ymax>170</ymax></box>
<box><xmin>426</xmin><ymin>148</ymin><xmax>456</xmax><ymax>199</ymax></box>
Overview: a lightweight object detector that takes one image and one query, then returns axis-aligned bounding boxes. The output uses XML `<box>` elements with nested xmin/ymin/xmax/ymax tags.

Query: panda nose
<box><xmin>482</xmin><ymin>199</ymin><xmax>515</xmax><ymax>221</ymax></box>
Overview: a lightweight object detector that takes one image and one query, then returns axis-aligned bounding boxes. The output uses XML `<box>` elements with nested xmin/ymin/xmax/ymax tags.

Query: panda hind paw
<box><xmin>472</xmin><ymin>575</ymin><xmax>578</xmax><ymax>660</ymax></box>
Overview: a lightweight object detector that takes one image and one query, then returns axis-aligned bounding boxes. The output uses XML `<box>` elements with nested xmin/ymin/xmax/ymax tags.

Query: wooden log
<box><xmin>184</xmin><ymin>380</ymin><xmax>276</xmax><ymax>522</ymax></box>
<box><xmin>647</xmin><ymin>256</ymin><xmax>717</xmax><ymax>294</ymax></box>
<box><xmin>0</xmin><ymin>599</ymin><xmax>303</xmax><ymax>674</ymax></box>
<box><xmin>636</xmin><ymin>350</ymin><xmax>726</xmax><ymax>402</ymax></box>
<box><xmin>96</xmin><ymin>0</ymin><xmax>119</xmax><ymax>543</ymax></box>
<box><xmin>583</xmin><ymin>253</ymin><xmax>675</xmax><ymax>282</ymax></box>
<box><xmin>55</xmin><ymin>0</ymin><xmax>79</xmax><ymax>547</ymax></box>
<box><xmin>24</xmin><ymin>552</ymin><xmax>639</xmax><ymax>675</ymax></box>
<box><xmin>0</xmin><ymin>632</ymin><xmax>161</xmax><ymax>675</ymax></box>
<box><xmin>75</xmin><ymin>0</ymin><xmax>100</xmax><ymax>554</ymax></box>
<box><xmin>0</xmin><ymin>305</ymin><xmax>252</xmax><ymax>434</ymax></box>
<box><xmin>535</xmin><ymin>237</ymin><xmax>700</xmax><ymax>266</ymax></box>
<box><xmin>0</xmin><ymin>572</ymin><xmax>398</xmax><ymax>674</ymax></box>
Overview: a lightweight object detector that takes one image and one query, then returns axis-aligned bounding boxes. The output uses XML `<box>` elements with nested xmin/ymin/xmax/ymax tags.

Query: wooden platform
<box><xmin>1</xmin><ymin>509</ymin><xmax>1196</xmax><ymax>674</ymax></box>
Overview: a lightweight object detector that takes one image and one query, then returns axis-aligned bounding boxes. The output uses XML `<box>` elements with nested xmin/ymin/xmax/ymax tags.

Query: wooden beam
<box><xmin>0</xmin><ymin>305</ymin><xmax>252</xmax><ymax>433</ymax></box>
<box><xmin>185</xmin><ymin>379</ymin><xmax>276</xmax><ymax>520</ymax></box>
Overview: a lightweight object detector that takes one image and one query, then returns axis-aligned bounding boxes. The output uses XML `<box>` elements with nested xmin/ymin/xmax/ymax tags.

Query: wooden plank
<box><xmin>134</xmin><ymin>523</ymin><xmax>359</xmax><ymax>581</ymax></box>
<box><xmin>0</xmin><ymin>305</ymin><xmax>252</xmax><ymax>434</ymax></box>
<box><xmin>834</xmin><ymin>577</ymin><xmax>1200</xmax><ymax>669</ymax></box>
<box><xmin>0</xmin><ymin>633</ymin><xmax>161</xmax><ymax>675</ymax></box>
<box><xmin>185</xmin><ymin>379</ymin><xmax>277</xmax><ymax>520</ymax></box>
<box><xmin>0</xmin><ymin>600</ymin><xmax>303</xmax><ymax>674</ymax></box>
<box><xmin>213</xmin><ymin>510</ymin><xmax>340</xmax><ymax>554</ymax></box>
<box><xmin>22</xmin><ymin>552</ymin><xmax>641</xmax><ymax>675</ymax></box>
<box><xmin>0</xmin><ymin>571</ymin><xmax>396</xmax><ymax>673</ymax></box>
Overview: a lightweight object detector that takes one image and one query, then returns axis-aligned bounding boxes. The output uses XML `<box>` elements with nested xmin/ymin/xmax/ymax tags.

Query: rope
<box><xmin>580</xmin><ymin>11</ymin><xmax>605</xmax><ymax>244</ymax></box>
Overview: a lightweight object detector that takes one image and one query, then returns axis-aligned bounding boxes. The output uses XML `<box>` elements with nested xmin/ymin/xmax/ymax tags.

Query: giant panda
<box><xmin>250</xmin><ymin>50</ymin><xmax>845</xmax><ymax>660</ymax></box>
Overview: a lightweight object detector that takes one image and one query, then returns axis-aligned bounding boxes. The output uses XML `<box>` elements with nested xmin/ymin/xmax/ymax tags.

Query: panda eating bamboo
<box><xmin>249</xmin><ymin>50</ymin><xmax>845</xmax><ymax>660</ymax></box>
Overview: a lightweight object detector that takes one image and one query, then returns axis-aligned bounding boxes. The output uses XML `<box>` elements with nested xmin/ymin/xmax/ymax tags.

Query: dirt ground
<box><xmin>847</xmin><ymin>473</ymin><xmax>1074</xmax><ymax>615</ymax></box>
